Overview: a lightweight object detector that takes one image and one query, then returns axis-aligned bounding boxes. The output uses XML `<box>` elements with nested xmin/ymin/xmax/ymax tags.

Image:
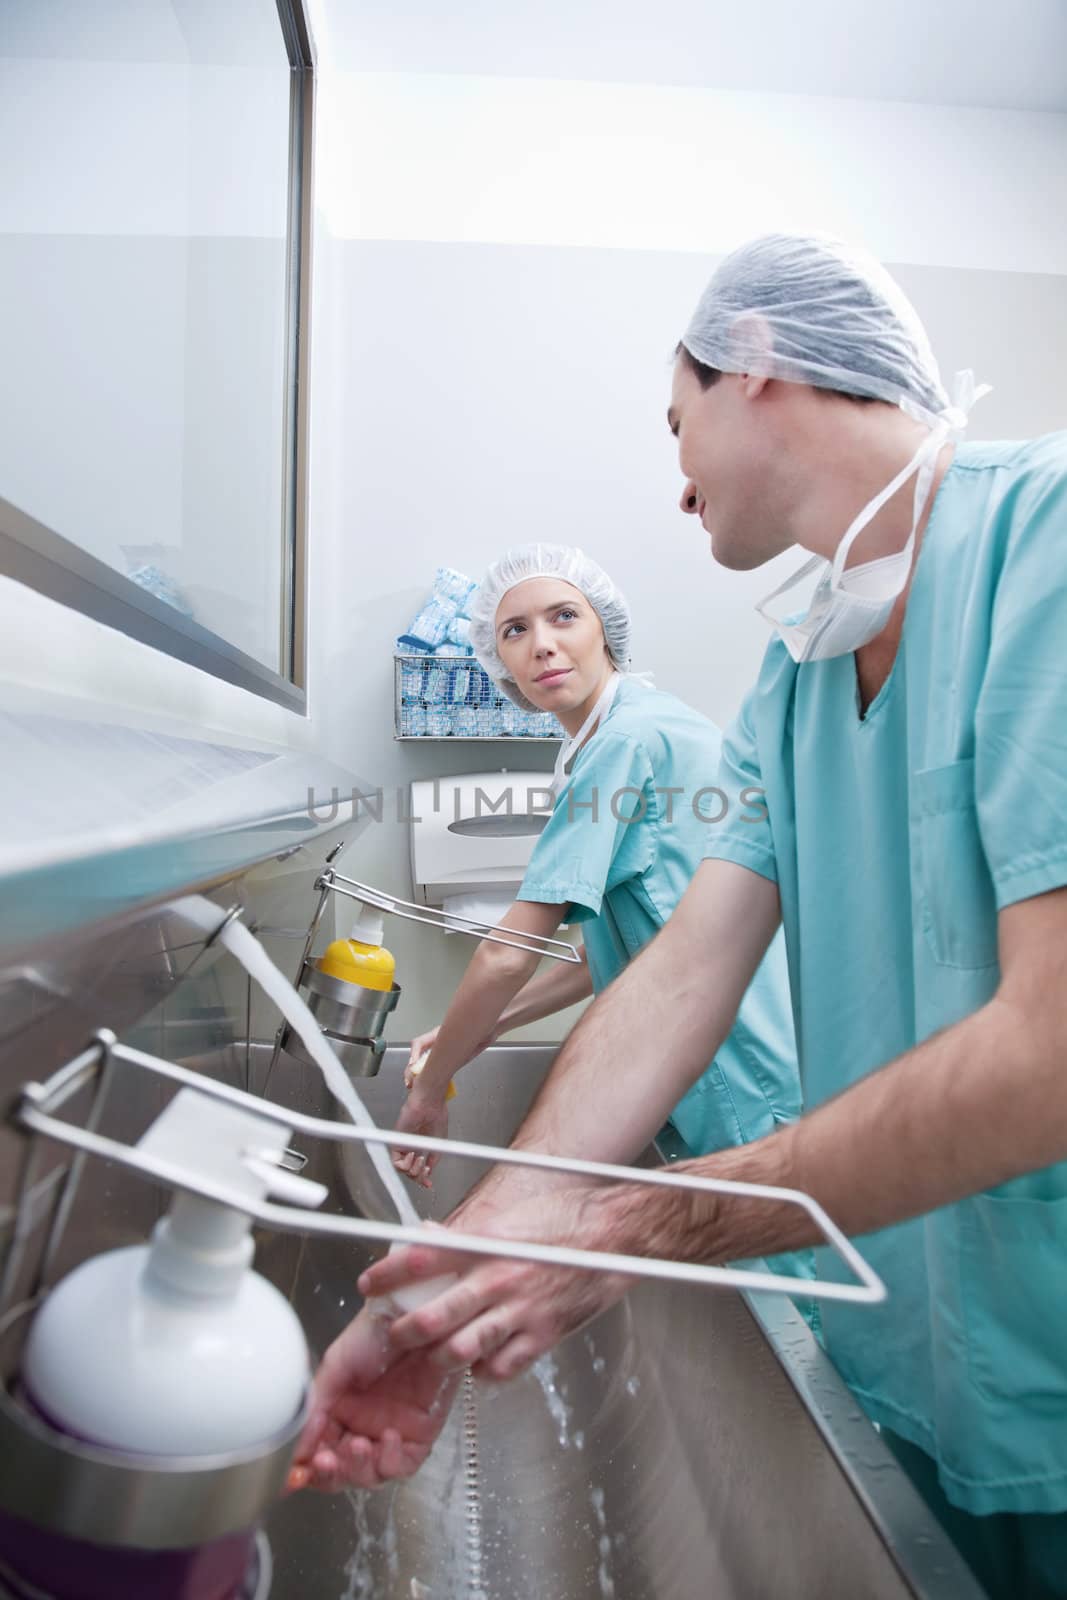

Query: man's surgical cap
<box><xmin>681</xmin><ymin>233</ymin><xmax>950</xmax><ymax>424</ymax></box>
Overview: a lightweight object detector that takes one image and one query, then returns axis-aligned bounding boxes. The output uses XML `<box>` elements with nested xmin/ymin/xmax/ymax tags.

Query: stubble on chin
<box><xmin>709</xmin><ymin>531</ymin><xmax>766</xmax><ymax>574</ymax></box>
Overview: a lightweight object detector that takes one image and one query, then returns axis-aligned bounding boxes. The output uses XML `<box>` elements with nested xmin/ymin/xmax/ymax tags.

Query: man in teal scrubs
<box><xmin>301</xmin><ymin>235</ymin><xmax>1067</xmax><ymax>1592</ymax></box>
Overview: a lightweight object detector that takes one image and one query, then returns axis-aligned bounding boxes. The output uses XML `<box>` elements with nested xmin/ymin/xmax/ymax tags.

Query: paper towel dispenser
<box><xmin>409</xmin><ymin>771</ymin><xmax>553</xmax><ymax>909</ymax></box>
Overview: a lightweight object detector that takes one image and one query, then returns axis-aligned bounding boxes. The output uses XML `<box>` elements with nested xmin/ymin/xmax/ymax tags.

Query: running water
<box><xmin>339</xmin><ymin>1487</ymin><xmax>400</xmax><ymax>1599</ymax></box>
<box><xmin>214</xmin><ymin>915</ymin><xmax>420</xmax><ymax>1227</ymax></box>
<box><xmin>175</xmin><ymin>902</ymin><xmax>497</xmax><ymax>1599</ymax></box>
<box><xmin>461</xmin><ymin>1369</ymin><xmax>487</xmax><ymax>1600</ymax></box>
<box><xmin>589</xmin><ymin>1486</ymin><xmax>616</xmax><ymax>1599</ymax></box>
<box><xmin>530</xmin><ymin>1353</ymin><xmax>584</xmax><ymax>1450</ymax></box>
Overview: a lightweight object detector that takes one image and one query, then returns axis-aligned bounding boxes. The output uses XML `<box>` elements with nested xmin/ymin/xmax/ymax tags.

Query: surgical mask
<box><xmin>757</xmin><ymin>372</ymin><xmax>990</xmax><ymax>664</ymax></box>
<box><xmin>550</xmin><ymin>672</ymin><xmax>622</xmax><ymax>799</ymax></box>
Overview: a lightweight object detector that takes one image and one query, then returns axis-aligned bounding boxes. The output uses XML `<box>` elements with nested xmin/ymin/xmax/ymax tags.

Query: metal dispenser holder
<box><xmin>0</xmin><ymin>1038</ymin><xmax>300</xmax><ymax>1600</ymax></box>
<box><xmin>274</xmin><ymin>865</ymin><xmax>581</xmax><ymax>1080</ymax></box>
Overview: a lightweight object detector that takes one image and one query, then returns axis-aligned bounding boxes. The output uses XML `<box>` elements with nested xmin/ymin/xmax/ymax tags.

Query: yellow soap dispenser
<box><xmin>317</xmin><ymin>902</ymin><xmax>396</xmax><ymax>992</ymax></box>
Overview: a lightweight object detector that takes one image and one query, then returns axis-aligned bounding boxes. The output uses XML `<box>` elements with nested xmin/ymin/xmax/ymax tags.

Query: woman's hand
<box><xmin>392</xmin><ymin>1088</ymin><xmax>451</xmax><ymax>1189</ymax></box>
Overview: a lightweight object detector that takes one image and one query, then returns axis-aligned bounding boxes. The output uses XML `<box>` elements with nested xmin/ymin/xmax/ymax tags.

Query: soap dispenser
<box><xmin>22</xmin><ymin>1091</ymin><xmax>310</xmax><ymax>1456</ymax></box>
<box><xmin>280</xmin><ymin>900</ymin><xmax>401</xmax><ymax>1081</ymax></box>
<box><xmin>1</xmin><ymin>1089</ymin><xmax>320</xmax><ymax>1600</ymax></box>
<box><xmin>316</xmin><ymin>901</ymin><xmax>396</xmax><ymax>994</ymax></box>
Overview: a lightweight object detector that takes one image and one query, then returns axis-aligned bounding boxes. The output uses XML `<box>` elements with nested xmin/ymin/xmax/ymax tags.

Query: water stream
<box><xmin>215</xmin><ymin>915</ymin><xmax>420</xmax><ymax>1228</ymax></box>
<box><xmin>200</xmin><ymin>905</ymin><xmax>488</xmax><ymax>1594</ymax></box>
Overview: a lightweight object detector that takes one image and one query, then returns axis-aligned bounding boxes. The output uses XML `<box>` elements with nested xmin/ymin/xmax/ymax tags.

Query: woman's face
<box><xmin>495</xmin><ymin>577</ymin><xmax>612</xmax><ymax>723</ymax></box>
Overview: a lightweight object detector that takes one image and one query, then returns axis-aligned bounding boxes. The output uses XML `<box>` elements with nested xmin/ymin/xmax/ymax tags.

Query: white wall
<box><xmin>320</xmin><ymin>74</ymin><xmax>1067</xmax><ymax>275</ymax></box>
<box><xmin>309</xmin><ymin>67</ymin><xmax>1067</xmax><ymax>1036</ymax></box>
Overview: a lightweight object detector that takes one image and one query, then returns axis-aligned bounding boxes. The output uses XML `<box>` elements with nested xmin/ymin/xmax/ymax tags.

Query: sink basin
<box><xmin>242</xmin><ymin>1041</ymin><xmax>986</xmax><ymax>1600</ymax></box>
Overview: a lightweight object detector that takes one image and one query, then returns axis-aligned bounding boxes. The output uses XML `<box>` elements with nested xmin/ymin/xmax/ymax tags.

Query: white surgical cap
<box><xmin>469</xmin><ymin>544</ymin><xmax>631</xmax><ymax>711</ymax></box>
<box><xmin>681</xmin><ymin>233</ymin><xmax>951</xmax><ymax>425</ymax></box>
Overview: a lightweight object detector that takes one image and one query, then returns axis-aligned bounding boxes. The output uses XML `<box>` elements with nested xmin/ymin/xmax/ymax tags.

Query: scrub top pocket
<box><xmin>912</xmin><ymin>759</ymin><xmax>999</xmax><ymax>971</ymax></box>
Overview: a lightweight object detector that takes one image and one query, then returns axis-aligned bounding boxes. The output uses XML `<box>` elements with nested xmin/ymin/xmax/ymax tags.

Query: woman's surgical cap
<box><xmin>468</xmin><ymin>544</ymin><xmax>632</xmax><ymax>711</ymax></box>
<box><xmin>681</xmin><ymin>233</ymin><xmax>951</xmax><ymax>424</ymax></box>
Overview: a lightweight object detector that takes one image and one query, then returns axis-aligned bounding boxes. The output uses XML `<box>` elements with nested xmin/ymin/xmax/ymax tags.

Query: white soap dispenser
<box><xmin>22</xmin><ymin>1089</ymin><xmax>321</xmax><ymax>1456</ymax></box>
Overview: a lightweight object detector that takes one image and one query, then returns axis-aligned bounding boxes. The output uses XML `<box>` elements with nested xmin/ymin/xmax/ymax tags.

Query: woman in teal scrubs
<box><xmin>393</xmin><ymin>543</ymin><xmax>801</xmax><ymax>1199</ymax></box>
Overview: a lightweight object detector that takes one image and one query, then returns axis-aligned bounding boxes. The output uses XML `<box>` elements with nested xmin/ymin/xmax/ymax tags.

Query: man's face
<box><xmin>668</xmin><ymin>357</ymin><xmax>788</xmax><ymax>572</ymax></box>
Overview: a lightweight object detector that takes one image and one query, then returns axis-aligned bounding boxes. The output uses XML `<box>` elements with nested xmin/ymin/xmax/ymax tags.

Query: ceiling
<box><xmin>4</xmin><ymin>1</ymin><xmax>1065</xmax><ymax>113</ymax></box>
<box><xmin>315</xmin><ymin>0</ymin><xmax>1067</xmax><ymax>114</ymax></box>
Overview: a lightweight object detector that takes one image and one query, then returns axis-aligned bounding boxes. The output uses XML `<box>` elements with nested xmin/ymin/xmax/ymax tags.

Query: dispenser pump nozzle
<box><xmin>347</xmin><ymin>900</ymin><xmax>385</xmax><ymax>946</ymax></box>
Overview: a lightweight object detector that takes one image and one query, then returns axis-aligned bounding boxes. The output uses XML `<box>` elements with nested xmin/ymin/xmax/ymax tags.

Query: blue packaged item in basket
<box><xmin>399</xmin><ymin>703</ymin><xmax>427</xmax><ymax>737</ymax></box>
<box><xmin>446</xmin><ymin>614</ymin><xmax>473</xmax><ymax>649</ymax></box>
<box><xmin>396</xmin><ymin>634</ymin><xmax>435</xmax><ymax>654</ymax></box>
<box><xmin>433</xmin><ymin>567</ymin><xmax>477</xmax><ymax>611</ymax></box>
<box><xmin>405</xmin><ymin>595</ymin><xmax>455</xmax><ymax>650</ymax></box>
<box><xmin>424</xmin><ymin>666</ymin><xmax>449</xmax><ymax>703</ymax></box>
<box><xmin>449</xmin><ymin>666</ymin><xmax>471</xmax><ymax>703</ymax></box>
<box><xmin>468</xmin><ymin>665</ymin><xmax>492</xmax><ymax>709</ymax></box>
<box><xmin>401</xmin><ymin>662</ymin><xmax>425</xmax><ymax>702</ymax></box>
<box><xmin>425</xmin><ymin>706</ymin><xmax>452</xmax><ymax>737</ymax></box>
<box><xmin>453</xmin><ymin>706</ymin><xmax>478</xmax><ymax>737</ymax></box>
<box><xmin>477</xmin><ymin>704</ymin><xmax>504</xmax><ymax>737</ymax></box>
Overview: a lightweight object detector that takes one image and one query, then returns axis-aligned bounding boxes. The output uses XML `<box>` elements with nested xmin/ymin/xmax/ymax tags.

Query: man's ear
<box><xmin>729</xmin><ymin>309</ymin><xmax>774</xmax><ymax>398</ymax></box>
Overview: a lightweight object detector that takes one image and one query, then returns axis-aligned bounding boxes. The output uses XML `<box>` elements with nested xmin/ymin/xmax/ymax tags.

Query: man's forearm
<box><xmin>599</xmin><ymin>977</ymin><xmax>1067</xmax><ymax>1271</ymax></box>
<box><xmin>454</xmin><ymin>863</ymin><xmax>781</xmax><ymax>1226</ymax></box>
<box><xmin>787</xmin><ymin>982</ymin><xmax>1067</xmax><ymax>1239</ymax></box>
<box><xmin>512</xmin><ymin>928</ymin><xmax>728</xmax><ymax>1162</ymax></box>
<box><xmin>512</xmin><ymin>862</ymin><xmax>781</xmax><ymax>1165</ymax></box>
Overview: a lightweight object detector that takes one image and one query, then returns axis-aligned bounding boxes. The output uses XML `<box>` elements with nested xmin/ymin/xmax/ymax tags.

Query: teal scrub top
<box><xmin>517</xmin><ymin>678</ymin><xmax>801</xmax><ymax>1157</ymax></box>
<box><xmin>705</xmin><ymin>434</ymin><xmax>1067</xmax><ymax>1517</ymax></box>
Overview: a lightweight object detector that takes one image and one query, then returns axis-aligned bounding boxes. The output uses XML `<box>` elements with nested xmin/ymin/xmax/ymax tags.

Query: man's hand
<box><xmin>359</xmin><ymin>1186</ymin><xmax>635</xmax><ymax>1381</ymax></box>
<box><xmin>288</xmin><ymin>1306</ymin><xmax>460</xmax><ymax>1493</ymax></box>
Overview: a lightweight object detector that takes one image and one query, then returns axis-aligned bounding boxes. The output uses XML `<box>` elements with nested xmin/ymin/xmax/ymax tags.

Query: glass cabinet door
<box><xmin>0</xmin><ymin>0</ymin><xmax>313</xmax><ymax>707</ymax></box>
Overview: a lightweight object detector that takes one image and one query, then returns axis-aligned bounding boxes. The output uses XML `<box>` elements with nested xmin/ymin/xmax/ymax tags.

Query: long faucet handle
<box><xmin>317</xmin><ymin>869</ymin><xmax>581</xmax><ymax>964</ymax></box>
<box><xmin>11</xmin><ymin>1038</ymin><xmax>886</xmax><ymax>1313</ymax></box>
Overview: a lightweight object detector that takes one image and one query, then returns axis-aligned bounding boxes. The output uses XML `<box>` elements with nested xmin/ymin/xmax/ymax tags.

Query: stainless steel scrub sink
<box><xmin>237</xmin><ymin>1042</ymin><xmax>987</xmax><ymax>1600</ymax></box>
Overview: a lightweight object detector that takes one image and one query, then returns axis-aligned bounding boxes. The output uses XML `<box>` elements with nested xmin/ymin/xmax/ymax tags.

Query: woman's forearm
<box><xmin>416</xmin><ymin>944</ymin><xmax>538</xmax><ymax>1097</ymax></box>
<box><xmin>496</xmin><ymin>949</ymin><xmax>593</xmax><ymax>1034</ymax></box>
<box><xmin>415</xmin><ymin>901</ymin><xmax>569</xmax><ymax>1100</ymax></box>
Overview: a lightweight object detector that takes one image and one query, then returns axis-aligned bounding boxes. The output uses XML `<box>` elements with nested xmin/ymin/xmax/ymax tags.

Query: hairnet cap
<box><xmin>468</xmin><ymin>544</ymin><xmax>631</xmax><ymax>711</ymax></box>
<box><xmin>681</xmin><ymin>233</ymin><xmax>950</xmax><ymax>423</ymax></box>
